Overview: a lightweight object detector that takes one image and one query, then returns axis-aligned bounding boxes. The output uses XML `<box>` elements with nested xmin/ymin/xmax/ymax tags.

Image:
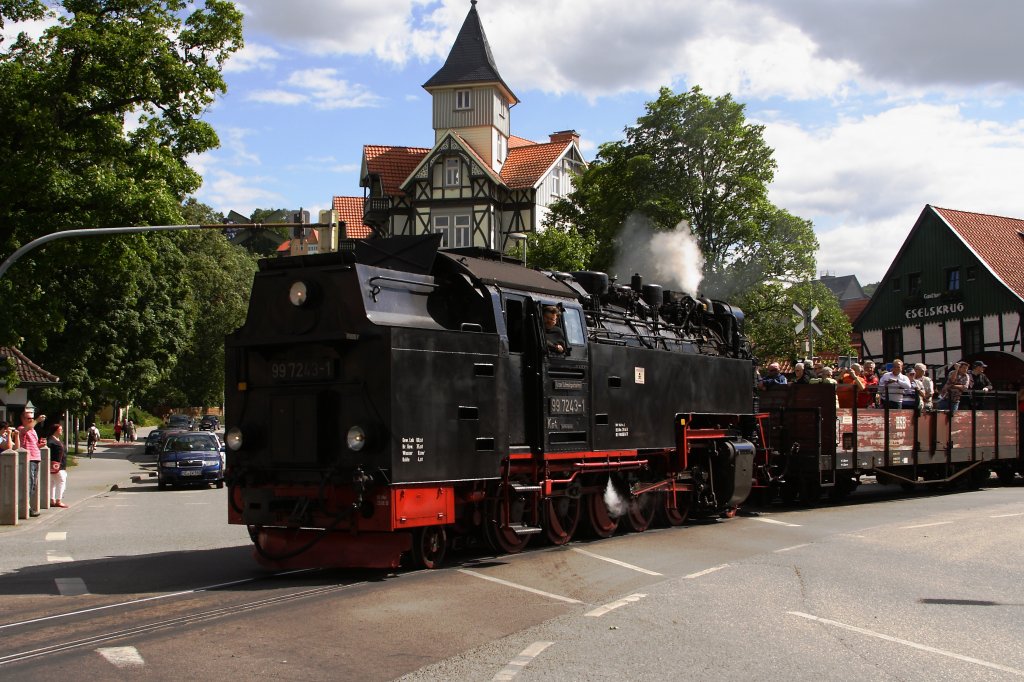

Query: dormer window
<box><xmin>455</xmin><ymin>89</ymin><xmax>471</xmax><ymax>110</ymax></box>
<box><xmin>445</xmin><ymin>158</ymin><xmax>460</xmax><ymax>187</ymax></box>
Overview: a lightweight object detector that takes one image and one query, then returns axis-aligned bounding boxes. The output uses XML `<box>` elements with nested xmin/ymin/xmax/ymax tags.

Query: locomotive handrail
<box><xmin>367</xmin><ymin>275</ymin><xmax>439</xmax><ymax>302</ymax></box>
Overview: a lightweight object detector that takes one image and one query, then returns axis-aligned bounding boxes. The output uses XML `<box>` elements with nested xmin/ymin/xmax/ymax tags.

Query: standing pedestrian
<box><xmin>48</xmin><ymin>422</ymin><xmax>68</xmax><ymax>508</ymax></box>
<box><xmin>18</xmin><ymin>409</ymin><xmax>47</xmax><ymax>517</ymax></box>
<box><xmin>113</xmin><ymin>420</ymin><xmax>122</xmax><ymax>443</ymax></box>
<box><xmin>0</xmin><ymin>420</ymin><xmax>19</xmax><ymax>451</ymax></box>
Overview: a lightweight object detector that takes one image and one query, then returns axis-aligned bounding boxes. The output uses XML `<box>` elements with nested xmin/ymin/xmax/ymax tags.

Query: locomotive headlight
<box><xmin>225</xmin><ymin>427</ymin><xmax>244</xmax><ymax>451</ymax></box>
<box><xmin>289</xmin><ymin>280</ymin><xmax>309</xmax><ymax>307</ymax></box>
<box><xmin>347</xmin><ymin>425</ymin><xmax>367</xmax><ymax>452</ymax></box>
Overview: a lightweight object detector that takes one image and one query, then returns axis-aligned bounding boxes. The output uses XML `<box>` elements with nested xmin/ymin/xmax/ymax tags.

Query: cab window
<box><xmin>563</xmin><ymin>308</ymin><xmax>586</xmax><ymax>346</ymax></box>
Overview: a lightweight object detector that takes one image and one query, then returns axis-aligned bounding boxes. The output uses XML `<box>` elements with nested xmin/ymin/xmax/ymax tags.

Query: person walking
<box><xmin>113</xmin><ymin>420</ymin><xmax>122</xmax><ymax>443</ymax></box>
<box><xmin>48</xmin><ymin>422</ymin><xmax>68</xmax><ymax>508</ymax></box>
<box><xmin>18</xmin><ymin>409</ymin><xmax>47</xmax><ymax>517</ymax></box>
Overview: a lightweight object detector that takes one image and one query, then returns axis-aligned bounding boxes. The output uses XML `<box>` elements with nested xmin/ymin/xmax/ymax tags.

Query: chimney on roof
<box><xmin>549</xmin><ymin>130</ymin><xmax>580</xmax><ymax>146</ymax></box>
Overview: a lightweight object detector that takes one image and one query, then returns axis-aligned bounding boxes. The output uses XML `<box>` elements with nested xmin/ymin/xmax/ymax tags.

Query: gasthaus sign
<box><xmin>904</xmin><ymin>302</ymin><xmax>965</xmax><ymax>320</ymax></box>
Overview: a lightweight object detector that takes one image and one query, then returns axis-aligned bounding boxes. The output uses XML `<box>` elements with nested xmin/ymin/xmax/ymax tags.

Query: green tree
<box><xmin>516</xmin><ymin>225</ymin><xmax>597</xmax><ymax>272</ymax></box>
<box><xmin>742</xmin><ymin>281</ymin><xmax>854</xmax><ymax>362</ymax></box>
<box><xmin>0</xmin><ymin>0</ymin><xmax>243</xmax><ymax>413</ymax></box>
<box><xmin>549</xmin><ymin>86</ymin><xmax>818</xmax><ymax>298</ymax></box>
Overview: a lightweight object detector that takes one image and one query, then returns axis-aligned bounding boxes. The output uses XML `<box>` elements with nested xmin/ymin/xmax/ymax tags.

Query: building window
<box><xmin>961</xmin><ymin>320</ymin><xmax>983</xmax><ymax>357</ymax></box>
<box><xmin>445</xmin><ymin>158</ymin><xmax>460</xmax><ymax>187</ymax></box>
<box><xmin>454</xmin><ymin>215</ymin><xmax>471</xmax><ymax>247</ymax></box>
<box><xmin>551</xmin><ymin>164</ymin><xmax>562</xmax><ymax>196</ymax></box>
<box><xmin>966</xmin><ymin>266</ymin><xmax>977</xmax><ymax>282</ymax></box>
<box><xmin>946</xmin><ymin>267</ymin><xmax>961</xmax><ymax>291</ymax></box>
<box><xmin>455</xmin><ymin>89</ymin><xmax>471</xmax><ymax>110</ymax></box>
<box><xmin>892</xmin><ymin>276</ymin><xmax>901</xmax><ymax>293</ymax></box>
<box><xmin>434</xmin><ymin>215</ymin><xmax>450</xmax><ymax>247</ymax></box>
<box><xmin>907</xmin><ymin>272</ymin><xmax>921</xmax><ymax>296</ymax></box>
<box><xmin>882</xmin><ymin>328</ymin><xmax>903</xmax><ymax>362</ymax></box>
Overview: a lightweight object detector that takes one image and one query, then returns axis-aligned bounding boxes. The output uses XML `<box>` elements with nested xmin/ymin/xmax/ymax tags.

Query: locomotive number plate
<box><xmin>550</xmin><ymin>397</ymin><xmax>585</xmax><ymax>415</ymax></box>
<box><xmin>269</xmin><ymin>358</ymin><xmax>335</xmax><ymax>382</ymax></box>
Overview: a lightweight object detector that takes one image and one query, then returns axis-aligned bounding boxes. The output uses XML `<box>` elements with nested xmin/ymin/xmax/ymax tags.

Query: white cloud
<box><xmin>194</xmin><ymin>166</ymin><xmax>286</xmax><ymax>213</ymax></box>
<box><xmin>1</xmin><ymin>16</ymin><xmax>56</xmax><ymax>49</ymax></box>
<box><xmin>764</xmin><ymin>104</ymin><xmax>1024</xmax><ymax>282</ymax></box>
<box><xmin>247</xmin><ymin>68</ymin><xmax>381</xmax><ymax>109</ymax></box>
<box><xmin>223</xmin><ymin>42</ymin><xmax>282</xmax><ymax>73</ymax></box>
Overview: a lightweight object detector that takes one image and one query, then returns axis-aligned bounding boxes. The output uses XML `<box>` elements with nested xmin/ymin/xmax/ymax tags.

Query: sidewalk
<box><xmin>0</xmin><ymin>436</ymin><xmax>147</xmax><ymax>534</ymax></box>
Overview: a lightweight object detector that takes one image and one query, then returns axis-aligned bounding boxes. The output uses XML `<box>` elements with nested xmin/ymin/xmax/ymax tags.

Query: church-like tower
<box><xmin>422</xmin><ymin>0</ymin><xmax>518</xmax><ymax>173</ymax></box>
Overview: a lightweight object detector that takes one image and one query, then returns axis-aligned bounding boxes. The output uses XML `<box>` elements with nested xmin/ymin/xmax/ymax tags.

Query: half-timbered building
<box><xmin>343</xmin><ymin>0</ymin><xmax>585</xmax><ymax>253</ymax></box>
<box><xmin>855</xmin><ymin>205</ymin><xmax>1024</xmax><ymax>372</ymax></box>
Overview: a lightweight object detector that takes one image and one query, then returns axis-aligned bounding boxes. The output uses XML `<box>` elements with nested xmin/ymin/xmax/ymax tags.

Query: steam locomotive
<box><xmin>223</xmin><ymin>235</ymin><xmax>757</xmax><ymax>569</ymax></box>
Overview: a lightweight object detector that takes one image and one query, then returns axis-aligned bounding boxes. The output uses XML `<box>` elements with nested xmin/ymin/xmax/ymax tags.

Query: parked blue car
<box><xmin>157</xmin><ymin>432</ymin><xmax>225</xmax><ymax>489</ymax></box>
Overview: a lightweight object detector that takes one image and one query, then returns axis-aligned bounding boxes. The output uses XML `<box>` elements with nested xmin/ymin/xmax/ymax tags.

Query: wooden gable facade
<box><xmin>854</xmin><ymin>205</ymin><xmax>1024</xmax><ymax>371</ymax></box>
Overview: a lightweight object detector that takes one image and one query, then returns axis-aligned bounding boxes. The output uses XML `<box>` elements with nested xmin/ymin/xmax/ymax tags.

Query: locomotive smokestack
<box><xmin>631</xmin><ymin>273</ymin><xmax>643</xmax><ymax>293</ymax></box>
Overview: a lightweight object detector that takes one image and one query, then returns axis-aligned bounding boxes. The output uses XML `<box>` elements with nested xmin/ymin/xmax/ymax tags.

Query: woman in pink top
<box><xmin>18</xmin><ymin>410</ymin><xmax>46</xmax><ymax>516</ymax></box>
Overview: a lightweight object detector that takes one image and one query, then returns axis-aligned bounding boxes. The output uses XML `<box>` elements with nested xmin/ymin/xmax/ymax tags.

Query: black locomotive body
<box><xmin>224</xmin><ymin>235</ymin><xmax>756</xmax><ymax>569</ymax></box>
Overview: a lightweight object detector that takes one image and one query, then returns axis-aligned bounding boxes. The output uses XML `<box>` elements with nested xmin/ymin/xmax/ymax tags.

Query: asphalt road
<box><xmin>1</xmin><ymin>448</ymin><xmax>1022</xmax><ymax>680</ymax></box>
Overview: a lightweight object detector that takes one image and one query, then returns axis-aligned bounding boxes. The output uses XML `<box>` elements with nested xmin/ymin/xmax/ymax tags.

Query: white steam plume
<box><xmin>603</xmin><ymin>478</ymin><xmax>629</xmax><ymax>519</ymax></box>
<box><xmin>612</xmin><ymin>213</ymin><xmax>704</xmax><ymax>297</ymax></box>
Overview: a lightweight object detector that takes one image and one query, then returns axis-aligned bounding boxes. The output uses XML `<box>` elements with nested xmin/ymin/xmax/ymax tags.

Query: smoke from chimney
<box><xmin>612</xmin><ymin>213</ymin><xmax>704</xmax><ymax>297</ymax></box>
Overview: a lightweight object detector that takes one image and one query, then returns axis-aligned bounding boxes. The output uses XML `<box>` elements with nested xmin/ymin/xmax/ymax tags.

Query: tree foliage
<box><xmin>548</xmin><ymin>86</ymin><xmax>818</xmax><ymax>298</ymax></box>
<box><xmin>547</xmin><ymin>85</ymin><xmax>824</xmax><ymax>353</ymax></box>
<box><xmin>0</xmin><ymin>1</ymin><xmax>244</xmax><ymax>414</ymax></box>
<box><xmin>516</xmin><ymin>225</ymin><xmax>597</xmax><ymax>273</ymax></box>
<box><xmin>742</xmin><ymin>281</ymin><xmax>854</xmax><ymax>362</ymax></box>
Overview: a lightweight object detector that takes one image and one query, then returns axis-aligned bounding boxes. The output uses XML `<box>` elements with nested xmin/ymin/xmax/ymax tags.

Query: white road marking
<box><xmin>570</xmin><ymin>548</ymin><xmax>662</xmax><ymax>575</ymax></box>
<box><xmin>990</xmin><ymin>512</ymin><xmax>1024</xmax><ymax>518</ymax></box>
<box><xmin>46</xmin><ymin>551</ymin><xmax>73</xmax><ymax>563</ymax></box>
<box><xmin>457</xmin><ymin>569</ymin><xmax>582</xmax><ymax>604</ymax></box>
<box><xmin>900</xmin><ymin>521</ymin><xmax>953</xmax><ymax>530</ymax></box>
<box><xmin>585</xmin><ymin>593</ymin><xmax>646</xmax><ymax>617</ymax></box>
<box><xmin>492</xmin><ymin>641</ymin><xmax>552</xmax><ymax>681</ymax></box>
<box><xmin>684</xmin><ymin>564</ymin><xmax>729</xmax><ymax>580</ymax></box>
<box><xmin>45</xmin><ymin>532</ymin><xmax>67</xmax><ymax>541</ymax></box>
<box><xmin>774</xmin><ymin>543</ymin><xmax>811</xmax><ymax>553</ymax></box>
<box><xmin>55</xmin><ymin>578</ymin><xmax>89</xmax><ymax>596</ymax></box>
<box><xmin>753</xmin><ymin>517</ymin><xmax>802</xmax><ymax>527</ymax></box>
<box><xmin>97</xmin><ymin>646</ymin><xmax>145</xmax><ymax>668</ymax></box>
<box><xmin>788</xmin><ymin>611</ymin><xmax>1024</xmax><ymax>676</ymax></box>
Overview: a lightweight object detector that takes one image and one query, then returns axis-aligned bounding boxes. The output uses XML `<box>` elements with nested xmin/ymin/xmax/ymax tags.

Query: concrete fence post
<box><xmin>17</xmin><ymin>448</ymin><xmax>28</xmax><ymax>520</ymax></box>
<box><xmin>39</xmin><ymin>444</ymin><xmax>50</xmax><ymax>510</ymax></box>
<box><xmin>0</xmin><ymin>449</ymin><xmax>17</xmax><ymax>525</ymax></box>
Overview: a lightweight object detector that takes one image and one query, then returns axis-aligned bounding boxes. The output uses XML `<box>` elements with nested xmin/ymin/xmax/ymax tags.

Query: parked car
<box><xmin>198</xmin><ymin>415</ymin><xmax>220</xmax><ymax>432</ymax></box>
<box><xmin>167</xmin><ymin>414</ymin><xmax>194</xmax><ymax>431</ymax></box>
<box><xmin>157</xmin><ymin>431</ymin><xmax>225</xmax><ymax>489</ymax></box>
<box><xmin>144</xmin><ymin>428</ymin><xmax>164</xmax><ymax>455</ymax></box>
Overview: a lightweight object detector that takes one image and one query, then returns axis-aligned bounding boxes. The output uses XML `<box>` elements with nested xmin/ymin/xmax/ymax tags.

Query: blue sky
<box><xmin>9</xmin><ymin>1</ymin><xmax>1024</xmax><ymax>284</ymax></box>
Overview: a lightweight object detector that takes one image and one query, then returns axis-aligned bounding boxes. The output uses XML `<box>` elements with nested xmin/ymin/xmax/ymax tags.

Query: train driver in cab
<box><xmin>543</xmin><ymin>305</ymin><xmax>566</xmax><ymax>354</ymax></box>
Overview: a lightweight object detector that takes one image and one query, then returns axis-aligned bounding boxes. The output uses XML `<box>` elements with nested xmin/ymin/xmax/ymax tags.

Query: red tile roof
<box><xmin>0</xmin><ymin>346</ymin><xmax>59</xmax><ymax>385</ymax></box>
<box><xmin>332</xmin><ymin>196</ymin><xmax>373</xmax><ymax>239</ymax></box>
<box><xmin>501</xmin><ymin>140</ymin><xmax>569</xmax><ymax>190</ymax></box>
<box><xmin>934</xmin><ymin>206</ymin><xmax>1024</xmax><ymax>301</ymax></box>
<box><xmin>841</xmin><ymin>298</ymin><xmax>870</xmax><ymax>326</ymax></box>
<box><xmin>363</xmin><ymin>145</ymin><xmax>430</xmax><ymax>196</ymax></box>
<box><xmin>508</xmin><ymin>134</ymin><xmax>537</xmax><ymax>148</ymax></box>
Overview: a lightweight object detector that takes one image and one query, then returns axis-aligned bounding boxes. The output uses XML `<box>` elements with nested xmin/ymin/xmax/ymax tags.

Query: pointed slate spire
<box><xmin>423</xmin><ymin>0</ymin><xmax>518</xmax><ymax>105</ymax></box>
